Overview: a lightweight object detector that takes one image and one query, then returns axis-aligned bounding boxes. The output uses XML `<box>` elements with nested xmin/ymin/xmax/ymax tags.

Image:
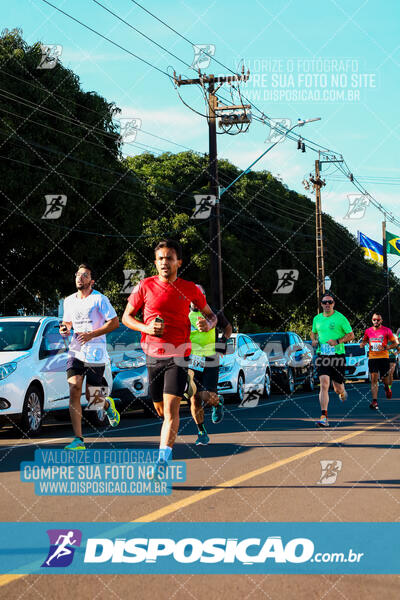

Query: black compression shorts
<box><xmin>66</xmin><ymin>357</ymin><xmax>105</xmax><ymax>386</ymax></box>
<box><xmin>191</xmin><ymin>355</ymin><xmax>220</xmax><ymax>393</ymax></box>
<box><xmin>368</xmin><ymin>358</ymin><xmax>390</xmax><ymax>378</ymax></box>
<box><xmin>315</xmin><ymin>354</ymin><xmax>345</xmax><ymax>384</ymax></box>
<box><xmin>146</xmin><ymin>356</ymin><xmax>188</xmax><ymax>402</ymax></box>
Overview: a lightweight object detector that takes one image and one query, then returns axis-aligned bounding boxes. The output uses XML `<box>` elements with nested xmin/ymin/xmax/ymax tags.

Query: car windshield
<box><xmin>249</xmin><ymin>333</ymin><xmax>287</xmax><ymax>356</ymax></box>
<box><xmin>107</xmin><ymin>325</ymin><xmax>141</xmax><ymax>352</ymax></box>
<box><xmin>0</xmin><ymin>321</ymin><xmax>40</xmax><ymax>351</ymax></box>
<box><xmin>345</xmin><ymin>345</ymin><xmax>365</xmax><ymax>357</ymax></box>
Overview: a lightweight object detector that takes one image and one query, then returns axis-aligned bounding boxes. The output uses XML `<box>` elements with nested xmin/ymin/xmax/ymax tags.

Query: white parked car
<box><xmin>217</xmin><ymin>333</ymin><xmax>271</xmax><ymax>402</ymax></box>
<box><xmin>344</xmin><ymin>343</ymin><xmax>369</xmax><ymax>381</ymax></box>
<box><xmin>0</xmin><ymin>316</ymin><xmax>112</xmax><ymax>436</ymax></box>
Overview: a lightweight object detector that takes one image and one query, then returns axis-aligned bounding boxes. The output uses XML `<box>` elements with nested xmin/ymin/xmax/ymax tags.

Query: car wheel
<box><xmin>285</xmin><ymin>369</ymin><xmax>295</xmax><ymax>394</ymax></box>
<box><xmin>303</xmin><ymin>371</ymin><xmax>315</xmax><ymax>392</ymax></box>
<box><xmin>264</xmin><ymin>370</ymin><xmax>271</xmax><ymax>398</ymax></box>
<box><xmin>235</xmin><ymin>373</ymin><xmax>245</xmax><ymax>402</ymax></box>
<box><xmin>21</xmin><ymin>385</ymin><xmax>44</xmax><ymax>436</ymax></box>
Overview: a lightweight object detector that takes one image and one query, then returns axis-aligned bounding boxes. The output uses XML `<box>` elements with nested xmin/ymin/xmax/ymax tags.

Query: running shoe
<box><xmin>339</xmin><ymin>390</ymin><xmax>347</xmax><ymax>402</ymax></box>
<box><xmin>105</xmin><ymin>396</ymin><xmax>120</xmax><ymax>427</ymax></box>
<box><xmin>151</xmin><ymin>460</ymin><xmax>167</xmax><ymax>483</ymax></box>
<box><xmin>385</xmin><ymin>387</ymin><xmax>393</xmax><ymax>399</ymax></box>
<box><xmin>316</xmin><ymin>416</ymin><xmax>329</xmax><ymax>428</ymax></box>
<box><xmin>195</xmin><ymin>431</ymin><xmax>210</xmax><ymax>445</ymax></box>
<box><xmin>369</xmin><ymin>400</ymin><xmax>378</xmax><ymax>410</ymax></box>
<box><xmin>64</xmin><ymin>437</ymin><xmax>86</xmax><ymax>450</ymax></box>
<box><xmin>212</xmin><ymin>396</ymin><xmax>224</xmax><ymax>424</ymax></box>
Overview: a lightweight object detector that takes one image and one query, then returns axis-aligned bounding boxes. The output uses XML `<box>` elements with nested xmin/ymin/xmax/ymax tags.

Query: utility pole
<box><xmin>382</xmin><ymin>218</ymin><xmax>391</xmax><ymax>327</ymax></box>
<box><xmin>307</xmin><ymin>156</ymin><xmax>326</xmax><ymax>310</ymax></box>
<box><xmin>174</xmin><ymin>69</ymin><xmax>250</xmax><ymax>310</ymax></box>
<box><xmin>304</xmin><ymin>153</ymin><xmax>343</xmax><ymax>311</ymax></box>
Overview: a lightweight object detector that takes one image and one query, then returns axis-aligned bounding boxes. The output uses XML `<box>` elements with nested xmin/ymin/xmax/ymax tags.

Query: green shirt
<box><xmin>189</xmin><ymin>311</ymin><xmax>216</xmax><ymax>357</ymax></box>
<box><xmin>312</xmin><ymin>310</ymin><xmax>352</xmax><ymax>355</ymax></box>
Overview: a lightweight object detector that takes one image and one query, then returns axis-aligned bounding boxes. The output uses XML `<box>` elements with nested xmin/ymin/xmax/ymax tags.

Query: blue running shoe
<box><xmin>212</xmin><ymin>396</ymin><xmax>224</xmax><ymax>424</ymax></box>
<box><xmin>195</xmin><ymin>430</ymin><xmax>210</xmax><ymax>445</ymax></box>
<box><xmin>64</xmin><ymin>437</ymin><xmax>86</xmax><ymax>450</ymax></box>
<box><xmin>105</xmin><ymin>396</ymin><xmax>120</xmax><ymax>427</ymax></box>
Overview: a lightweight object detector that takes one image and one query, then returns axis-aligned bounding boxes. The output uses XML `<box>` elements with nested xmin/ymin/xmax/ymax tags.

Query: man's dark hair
<box><xmin>372</xmin><ymin>312</ymin><xmax>382</xmax><ymax>318</ymax></box>
<box><xmin>321</xmin><ymin>292</ymin><xmax>334</xmax><ymax>301</ymax></box>
<box><xmin>78</xmin><ymin>263</ymin><xmax>95</xmax><ymax>280</ymax></box>
<box><xmin>154</xmin><ymin>239</ymin><xmax>182</xmax><ymax>260</ymax></box>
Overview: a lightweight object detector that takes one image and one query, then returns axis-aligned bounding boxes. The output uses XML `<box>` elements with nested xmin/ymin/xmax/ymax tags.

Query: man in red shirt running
<box><xmin>360</xmin><ymin>313</ymin><xmax>397</xmax><ymax>410</ymax></box>
<box><xmin>122</xmin><ymin>239</ymin><xmax>216</xmax><ymax>466</ymax></box>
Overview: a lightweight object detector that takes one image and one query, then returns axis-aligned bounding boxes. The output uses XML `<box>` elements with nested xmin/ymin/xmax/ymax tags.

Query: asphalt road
<box><xmin>1</xmin><ymin>380</ymin><xmax>400</xmax><ymax>599</ymax></box>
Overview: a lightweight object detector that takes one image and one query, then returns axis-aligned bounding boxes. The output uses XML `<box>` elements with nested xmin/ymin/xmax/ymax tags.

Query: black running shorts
<box><xmin>192</xmin><ymin>355</ymin><xmax>220</xmax><ymax>393</ymax></box>
<box><xmin>146</xmin><ymin>356</ymin><xmax>188</xmax><ymax>402</ymax></box>
<box><xmin>315</xmin><ymin>354</ymin><xmax>345</xmax><ymax>384</ymax></box>
<box><xmin>368</xmin><ymin>358</ymin><xmax>390</xmax><ymax>378</ymax></box>
<box><xmin>66</xmin><ymin>357</ymin><xmax>105</xmax><ymax>386</ymax></box>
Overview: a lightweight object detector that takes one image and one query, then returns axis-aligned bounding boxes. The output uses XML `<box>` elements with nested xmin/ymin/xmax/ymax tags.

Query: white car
<box><xmin>0</xmin><ymin>316</ymin><xmax>112</xmax><ymax>436</ymax></box>
<box><xmin>217</xmin><ymin>333</ymin><xmax>271</xmax><ymax>402</ymax></box>
<box><xmin>344</xmin><ymin>343</ymin><xmax>369</xmax><ymax>381</ymax></box>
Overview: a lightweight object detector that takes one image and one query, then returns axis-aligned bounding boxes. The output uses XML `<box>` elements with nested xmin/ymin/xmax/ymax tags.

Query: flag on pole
<box><xmin>386</xmin><ymin>230</ymin><xmax>400</xmax><ymax>255</ymax></box>
<box><xmin>357</xmin><ymin>231</ymin><xmax>384</xmax><ymax>264</ymax></box>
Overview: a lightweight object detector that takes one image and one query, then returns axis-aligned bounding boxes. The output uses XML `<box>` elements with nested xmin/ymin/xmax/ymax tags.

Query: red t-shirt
<box><xmin>128</xmin><ymin>276</ymin><xmax>207</xmax><ymax>357</ymax></box>
<box><xmin>363</xmin><ymin>325</ymin><xmax>395</xmax><ymax>359</ymax></box>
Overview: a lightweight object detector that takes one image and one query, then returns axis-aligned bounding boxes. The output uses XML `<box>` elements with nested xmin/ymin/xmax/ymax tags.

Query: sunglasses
<box><xmin>75</xmin><ymin>272</ymin><xmax>90</xmax><ymax>279</ymax></box>
<box><xmin>372</xmin><ymin>319</ymin><xmax>382</xmax><ymax>322</ymax></box>
<box><xmin>321</xmin><ymin>300</ymin><xmax>334</xmax><ymax>305</ymax></box>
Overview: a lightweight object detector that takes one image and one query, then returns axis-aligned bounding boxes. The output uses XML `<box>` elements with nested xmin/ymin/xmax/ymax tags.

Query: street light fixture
<box><xmin>324</xmin><ymin>275</ymin><xmax>332</xmax><ymax>291</ymax></box>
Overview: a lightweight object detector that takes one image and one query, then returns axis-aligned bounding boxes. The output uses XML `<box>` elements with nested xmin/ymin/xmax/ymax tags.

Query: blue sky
<box><xmin>4</xmin><ymin>0</ymin><xmax>400</xmax><ymax>271</ymax></box>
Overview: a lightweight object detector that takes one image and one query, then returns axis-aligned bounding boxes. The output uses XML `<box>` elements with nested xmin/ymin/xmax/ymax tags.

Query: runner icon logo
<box><xmin>42</xmin><ymin>529</ymin><xmax>82</xmax><ymax>567</ymax></box>
<box><xmin>273</xmin><ymin>270</ymin><xmax>299</xmax><ymax>294</ymax></box>
<box><xmin>317</xmin><ymin>460</ymin><xmax>342</xmax><ymax>485</ymax></box>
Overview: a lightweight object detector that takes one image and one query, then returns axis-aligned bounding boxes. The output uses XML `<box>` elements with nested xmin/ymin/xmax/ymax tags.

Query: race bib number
<box><xmin>320</xmin><ymin>343</ymin><xmax>335</xmax><ymax>356</ymax></box>
<box><xmin>371</xmin><ymin>342</ymin><xmax>382</xmax><ymax>352</ymax></box>
<box><xmin>188</xmin><ymin>356</ymin><xmax>205</xmax><ymax>372</ymax></box>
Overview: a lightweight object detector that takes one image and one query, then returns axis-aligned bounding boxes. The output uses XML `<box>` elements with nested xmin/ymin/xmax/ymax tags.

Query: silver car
<box><xmin>217</xmin><ymin>333</ymin><xmax>271</xmax><ymax>402</ymax></box>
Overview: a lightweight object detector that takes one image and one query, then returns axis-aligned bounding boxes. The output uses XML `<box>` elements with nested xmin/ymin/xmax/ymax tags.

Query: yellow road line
<box><xmin>1</xmin><ymin>415</ymin><xmax>399</xmax><ymax>587</ymax></box>
<box><xmin>133</xmin><ymin>415</ymin><xmax>400</xmax><ymax>522</ymax></box>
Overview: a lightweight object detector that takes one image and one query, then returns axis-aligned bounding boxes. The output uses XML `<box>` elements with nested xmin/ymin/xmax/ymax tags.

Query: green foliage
<box><xmin>1</xmin><ymin>30</ymin><xmax>398</xmax><ymax>335</ymax></box>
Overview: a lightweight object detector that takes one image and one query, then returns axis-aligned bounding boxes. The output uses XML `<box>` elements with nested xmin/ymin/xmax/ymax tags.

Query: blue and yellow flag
<box><xmin>358</xmin><ymin>231</ymin><xmax>383</xmax><ymax>264</ymax></box>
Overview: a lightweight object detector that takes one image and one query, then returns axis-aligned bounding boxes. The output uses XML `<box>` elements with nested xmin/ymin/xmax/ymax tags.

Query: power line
<box><xmin>40</xmin><ymin>0</ymin><xmax>174</xmax><ymax>80</ymax></box>
<box><xmin>0</xmin><ymin>67</ymin><xmax>201</xmax><ymax>152</ymax></box>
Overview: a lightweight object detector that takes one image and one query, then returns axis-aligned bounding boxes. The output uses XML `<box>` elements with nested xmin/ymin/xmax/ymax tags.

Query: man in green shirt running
<box><xmin>187</xmin><ymin>285</ymin><xmax>232</xmax><ymax>445</ymax></box>
<box><xmin>311</xmin><ymin>293</ymin><xmax>354</xmax><ymax>427</ymax></box>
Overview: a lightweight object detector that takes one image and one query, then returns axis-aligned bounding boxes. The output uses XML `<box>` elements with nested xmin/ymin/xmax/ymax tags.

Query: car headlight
<box><xmin>219</xmin><ymin>363</ymin><xmax>234</xmax><ymax>373</ymax></box>
<box><xmin>0</xmin><ymin>362</ymin><xmax>17</xmax><ymax>380</ymax></box>
<box><xmin>116</xmin><ymin>356</ymin><xmax>146</xmax><ymax>370</ymax></box>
